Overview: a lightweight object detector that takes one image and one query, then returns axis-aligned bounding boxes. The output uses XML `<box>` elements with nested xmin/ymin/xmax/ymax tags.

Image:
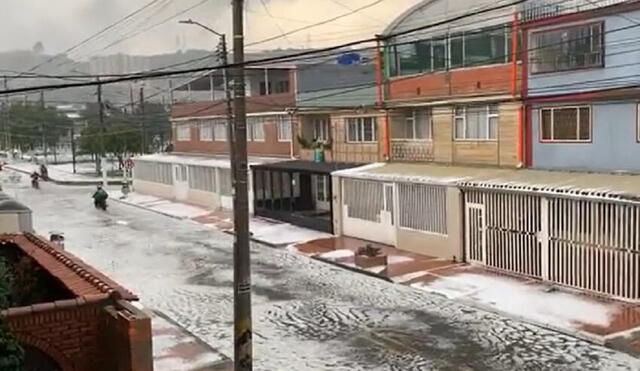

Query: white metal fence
<box><xmin>343</xmin><ymin>179</ymin><xmax>384</xmax><ymax>222</ymax></box>
<box><xmin>465</xmin><ymin>190</ymin><xmax>640</xmax><ymax>301</ymax></box>
<box><xmin>134</xmin><ymin>161</ymin><xmax>173</xmax><ymax>185</ymax></box>
<box><xmin>398</xmin><ymin>183</ymin><xmax>447</xmax><ymax>234</ymax></box>
<box><xmin>188</xmin><ymin>165</ymin><xmax>217</xmax><ymax>192</ymax></box>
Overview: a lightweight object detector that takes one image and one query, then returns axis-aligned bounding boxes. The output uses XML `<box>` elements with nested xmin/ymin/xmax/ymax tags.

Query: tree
<box><xmin>7</xmin><ymin>103</ymin><xmax>72</xmax><ymax>155</ymax></box>
<box><xmin>0</xmin><ymin>257</ymin><xmax>24</xmax><ymax>371</ymax></box>
<box><xmin>32</xmin><ymin>41</ymin><xmax>44</xmax><ymax>54</ymax></box>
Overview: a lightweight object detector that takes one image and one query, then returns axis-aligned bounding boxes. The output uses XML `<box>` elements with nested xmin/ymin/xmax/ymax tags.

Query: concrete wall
<box><xmin>0</xmin><ymin>214</ymin><xmax>20</xmax><ymax>234</ymax></box>
<box><xmin>132</xmin><ymin>179</ymin><xmax>174</xmax><ymax>199</ymax></box>
<box><xmin>532</xmin><ymin>101</ymin><xmax>640</xmax><ymax>172</ymax></box>
<box><xmin>528</xmin><ymin>9</ymin><xmax>640</xmax><ymax>96</ymax></box>
<box><xmin>395</xmin><ymin>187</ymin><xmax>462</xmax><ymax>260</ymax></box>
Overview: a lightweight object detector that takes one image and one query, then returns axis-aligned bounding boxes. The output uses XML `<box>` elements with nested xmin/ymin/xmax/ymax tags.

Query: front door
<box><xmin>173</xmin><ymin>164</ymin><xmax>189</xmax><ymax>201</ymax></box>
<box><xmin>313</xmin><ymin>174</ymin><xmax>330</xmax><ymax>211</ymax></box>
<box><xmin>465</xmin><ymin>203</ymin><xmax>486</xmax><ymax>264</ymax></box>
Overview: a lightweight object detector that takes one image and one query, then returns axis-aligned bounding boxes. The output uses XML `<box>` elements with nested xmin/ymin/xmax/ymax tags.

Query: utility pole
<box><xmin>231</xmin><ymin>0</ymin><xmax>252</xmax><ymax>369</ymax></box>
<box><xmin>97</xmin><ymin>79</ymin><xmax>106</xmax><ymax>184</ymax></box>
<box><xmin>140</xmin><ymin>86</ymin><xmax>146</xmax><ymax>154</ymax></box>
<box><xmin>1</xmin><ymin>76</ymin><xmax>7</xmax><ymax>151</ymax></box>
<box><xmin>40</xmin><ymin>91</ymin><xmax>47</xmax><ymax>164</ymax></box>
<box><xmin>219</xmin><ymin>33</ymin><xmax>236</xmax><ymax>195</ymax></box>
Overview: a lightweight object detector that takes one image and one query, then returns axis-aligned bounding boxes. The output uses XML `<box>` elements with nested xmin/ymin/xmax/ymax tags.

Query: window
<box><xmin>188</xmin><ymin>166</ymin><xmax>216</xmax><ymax>192</ymax></box>
<box><xmin>531</xmin><ymin>22</ymin><xmax>603</xmax><ymax>74</ymax></box>
<box><xmin>247</xmin><ymin>116</ymin><xmax>265</xmax><ymax>141</ymax></box>
<box><xmin>259</xmin><ymin>82</ymin><xmax>272</xmax><ymax>95</ymax></box>
<box><xmin>394</xmin><ymin>109</ymin><xmax>432</xmax><ymax>139</ymax></box>
<box><xmin>176</xmin><ymin>124</ymin><xmax>191</xmax><ymax>141</ymax></box>
<box><xmin>199</xmin><ymin>120</ymin><xmax>213</xmax><ymax>141</ymax></box>
<box><xmin>213</xmin><ymin>119</ymin><xmax>227</xmax><ymax>141</ymax></box>
<box><xmin>312</xmin><ymin>117</ymin><xmax>331</xmax><ymax>141</ymax></box>
<box><xmin>346</xmin><ymin>117</ymin><xmax>377</xmax><ymax>143</ymax></box>
<box><xmin>540</xmin><ymin>106</ymin><xmax>591</xmax><ymax>142</ymax></box>
<box><xmin>275</xmin><ymin>80</ymin><xmax>290</xmax><ymax>93</ymax></box>
<box><xmin>315</xmin><ymin>175</ymin><xmax>329</xmax><ymax>202</ymax></box>
<box><xmin>391</xmin><ymin>25</ymin><xmax>511</xmax><ymax>76</ymax></box>
<box><xmin>277</xmin><ymin>115</ymin><xmax>292</xmax><ymax>141</ymax></box>
<box><xmin>454</xmin><ymin>105</ymin><xmax>499</xmax><ymax>140</ymax></box>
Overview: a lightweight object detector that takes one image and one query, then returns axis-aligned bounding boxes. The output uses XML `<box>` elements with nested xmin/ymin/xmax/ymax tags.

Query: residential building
<box><xmin>132</xmin><ymin>64</ymin><xmax>297</xmax><ymax>212</ymax></box>
<box><xmin>250</xmin><ymin>60</ymin><xmax>378</xmax><ymax>232</ymax></box>
<box><xmin>522</xmin><ymin>0</ymin><xmax>640</xmax><ymax>172</ymax></box>
<box><xmin>381</xmin><ymin>0</ymin><xmax>523</xmax><ymax>167</ymax></box>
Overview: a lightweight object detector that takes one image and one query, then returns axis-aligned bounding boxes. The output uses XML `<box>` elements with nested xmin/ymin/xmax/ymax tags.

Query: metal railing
<box><xmin>521</xmin><ymin>0</ymin><xmax>629</xmax><ymax>22</ymax></box>
<box><xmin>390</xmin><ymin>139</ymin><xmax>434</xmax><ymax>162</ymax></box>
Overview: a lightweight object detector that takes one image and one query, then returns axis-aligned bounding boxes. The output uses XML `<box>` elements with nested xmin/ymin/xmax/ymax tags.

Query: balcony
<box><xmin>390</xmin><ymin>139</ymin><xmax>434</xmax><ymax>162</ymax></box>
<box><xmin>521</xmin><ymin>0</ymin><xmax>628</xmax><ymax>22</ymax></box>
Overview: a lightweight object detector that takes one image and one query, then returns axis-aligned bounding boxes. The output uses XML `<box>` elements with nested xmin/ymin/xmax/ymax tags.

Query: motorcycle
<box><xmin>94</xmin><ymin>199</ymin><xmax>107</xmax><ymax>211</ymax></box>
<box><xmin>31</xmin><ymin>177</ymin><xmax>39</xmax><ymax>189</ymax></box>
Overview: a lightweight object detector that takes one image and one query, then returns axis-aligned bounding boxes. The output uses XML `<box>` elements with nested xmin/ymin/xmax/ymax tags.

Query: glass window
<box><xmin>199</xmin><ymin>120</ymin><xmax>213</xmax><ymax>141</ymax></box>
<box><xmin>247</xmin><ymin>116</ymin><xmax>265</xmax><ymax>141</ymax></box>
<box><xmin>454</xmin><ymin>105</ymin><xmax>499</xmax><ymax>140</ymax></box>
<box><xmin>450</xmin><ymin>34</ymin><xmax>464</xmax><ymax>68</ymax></box>
<box><xmin>531</xmin><ymin>22</ymin><xmax>604</xmax><ymax>74</ymax></box>
<box><xmin>176</xmin><ymin>124</ymin><xmax>191</xmax><ymax>141</ymax></box>
<box><xmin>397</xmin><ymin>42</ymin><xmax>431</xmax><ymax>76</ymax></box>
<box><xmin>397</xmin><ymin>109</ymin><xmax>432</xmax><ymax>139</ymax></box>
<box><xmin>313</xmin><ymin>117</ymin><xmax>330</xmax><ymax>141</ymax></box>
<box><xmin>346</xmin><ymin>117</ymin><xmax>377</xmax><ymax>142</ymax></box>
<box><xmin>540</xmin><ymin>106</ymin><xmax>591</xmax><ymax>142</ymax></box>
<box><xmin>433</xmin><ymin>40</ymin><xmax>447</xmax><ymax>71</ymax></box>
<box><xmin>213</xmin><ymin>120</ymin><xmax>227</xmax><ymax>141</ymax></box>
<box><xmin>277</xmin><ymin>115</ymin><xmax>292</xmax><ymax>141</ymax></box>
<box><xmin>465</xmin><ymin>28</ymin><xmax>508</xmax><ymax>66</ymax></box>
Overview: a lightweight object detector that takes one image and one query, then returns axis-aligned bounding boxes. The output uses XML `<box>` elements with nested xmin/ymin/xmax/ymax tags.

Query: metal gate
<box><xmin>342</xmin><ymin>178</ymin><xmax>395</xmax><ymax>245</ymax></box>
<box><xmin>464</xmin><ymin>189</ymin><xmax>640</xmax><ymax>301</ymax></box>
<box><xmin>465</xmin><ymin>202</ymin><xmax>485</xmax><ymax>263</ymax></box>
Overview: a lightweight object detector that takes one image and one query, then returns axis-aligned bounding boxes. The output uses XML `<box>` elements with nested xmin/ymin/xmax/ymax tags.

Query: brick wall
<box><xmin>5</xmin><ymin>299</ymin><xmax>106</xmax><ymax>371</ymax></box>
<box><xmin>387</xmin><ymin>64</ymin><xmax>517</xmax><ymax>102</ymax></box>
<box><xmin>173</xmin><ymin>116</ymin><xmax>296</xmax><ymax>158</ymax></box>
<box><xmin>4</xmin><ymin>296</ymin><xmax>152</xmax><ymax>371</ymax></box>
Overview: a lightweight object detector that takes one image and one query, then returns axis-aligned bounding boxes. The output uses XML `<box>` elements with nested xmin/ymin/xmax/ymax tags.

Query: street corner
<box><xmin>152</xmin><ymin>311</ymin><xmax>231</xmax><ymax>371</ymax></box>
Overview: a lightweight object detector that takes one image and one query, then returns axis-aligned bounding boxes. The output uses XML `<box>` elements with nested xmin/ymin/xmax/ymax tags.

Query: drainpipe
<box><xmin>511</xmin><ymin>13</ymin><xmax>524</xmax><ymax>168</ymax></box>
<box><xmin>375</xmin><ymin>35</ymin><xmax>390</xmax><ymax>161</ymax></box>
<box><xmin>521</xmin><ymin>25</ymin><xmax>531</xmax><ymax>168</ymax></box>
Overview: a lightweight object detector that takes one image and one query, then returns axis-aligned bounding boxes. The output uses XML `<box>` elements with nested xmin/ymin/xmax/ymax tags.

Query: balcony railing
<box><xmin>390</xmin><ymin>139</ymin><xmax>434</xmax><ymax>162</ymax></box>
<box><xmin>521</xmin><ymin>0</ymin><xmax>629</xmax><ymax>22</ymax></box>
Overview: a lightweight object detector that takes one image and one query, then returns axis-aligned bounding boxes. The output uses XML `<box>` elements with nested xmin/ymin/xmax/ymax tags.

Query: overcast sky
<box><xmin>2</xmin><ymin>0</ymin><xmax>420</xmax><ymax>57</ymax></box>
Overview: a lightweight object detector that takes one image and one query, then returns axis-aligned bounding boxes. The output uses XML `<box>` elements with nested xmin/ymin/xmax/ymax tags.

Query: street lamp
<box><xmin>179</xmin><ymin>19</ymin><xmax>235</xmax><ymax>181</ymax></box>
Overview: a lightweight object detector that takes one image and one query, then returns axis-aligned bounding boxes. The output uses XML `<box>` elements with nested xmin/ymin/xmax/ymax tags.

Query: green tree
<box><xmin>7</xmin><ymin>103</ymin><xmax>72</xmax><ymax>155</ymax></box>
<box><xmin>0</xmin><ymin>257</ymin><xmax>24</xmax><ymax>370</ymax></box>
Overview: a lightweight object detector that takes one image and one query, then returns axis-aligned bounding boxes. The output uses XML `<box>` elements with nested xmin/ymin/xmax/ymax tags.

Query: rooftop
<box><xmin>171</xmin><ymin>93</ymin><xmax>295</xmax><ymax>119</ymax></box>
<box><xmin>0</xmin><ymin>233</ymin><xmax>137</xmax><ymax>301</ymax></box>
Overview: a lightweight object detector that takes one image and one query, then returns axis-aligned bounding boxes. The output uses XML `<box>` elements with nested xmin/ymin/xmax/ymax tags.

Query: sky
<box><xmin>1</xmin><ymin>0</ymin><xmax>421</xmax><ymax>58</ymax></box>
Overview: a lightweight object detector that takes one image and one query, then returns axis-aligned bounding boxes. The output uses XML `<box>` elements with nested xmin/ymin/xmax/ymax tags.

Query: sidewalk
<box><xmin>6</xmin><ymin>162</ymin><xmax>123</xmax><ymax>185</ymax></box>
<box><xmin>292</xmin><ymin>236</ymin><xmax>640</xmax><ymax>349</ymax></box>
<box><xmin>113</xmin><ymin>191</ymin><xmax>331</xmax><ymax>247</ymax></box>
<box><xmin>145</xmin><ymin>307</ymin><xmax>231</xmax><ymax>370</ymax></box>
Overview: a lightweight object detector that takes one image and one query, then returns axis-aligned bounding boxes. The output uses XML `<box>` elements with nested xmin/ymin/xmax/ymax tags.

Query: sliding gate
<box><xmin>464</xmin><ymin>190</ymin><xmax>640</xmax><ymax>301</ymax></box>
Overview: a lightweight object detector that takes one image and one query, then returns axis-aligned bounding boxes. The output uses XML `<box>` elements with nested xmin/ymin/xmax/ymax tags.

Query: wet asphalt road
<box><xmin>5</xmin><ymin>171</ymin><xmax>640</xmax><ymax>371</ymax></box>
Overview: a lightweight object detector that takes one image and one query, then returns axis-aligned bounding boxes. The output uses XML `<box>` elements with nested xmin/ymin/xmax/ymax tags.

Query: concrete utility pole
<box><xmin>140</xmin><ymin>86</ymin><xmax>146</xmax><ymax>154</ymax></box>
<box><xmin>97</xmin><ymin>79</ymin><xmax>106</xmax><ymax>184</ymax></box>
<box><xmin>40</xmin><ymin>91</ymin><xmax>47</xmax><ymax>164</ymax></box>
<box><xmin>231</xmin><ymin>0</ymin><xmax>252</xmax><ymax>369</ymax></box>
<box><xmin>2</xmin><ymin>76</ymin><xmax>8</xmax><ymax>151</ymax></box>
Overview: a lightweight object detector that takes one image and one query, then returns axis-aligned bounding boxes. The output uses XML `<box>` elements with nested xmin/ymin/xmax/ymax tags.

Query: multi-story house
<box><xmin>522</xmin><ymin>0</ymin><xmax>639</xmax><ymax>172</ymax></box>
<box><xmin>331</xmin><ymin>0</ymin><xmax>640</xmax><ymax>301</ymax></box>
<box><xmin>132</xmin><ymin>65</ymin><xmax>296</xmax><ymax>211</ymax></box>
<box><xmin>250</xmin><ymin>61</ymin><xmax>377</xmax><ymax>232</ymax></box>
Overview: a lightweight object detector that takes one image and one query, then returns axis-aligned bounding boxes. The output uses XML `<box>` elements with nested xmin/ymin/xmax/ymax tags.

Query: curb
<box><xmin>6</xmin><ymin>165</ymin><xmax>123</xmax><ymax>186</ymax></box>
<box><xmin>222</xmin><ymin>229</ymin><xmax>283</xmax><ymax>248</ymax></box>
<box><xmin>311</xmin><ymin>255</ymin><xmax>393</xmax><ymax>283</ymax></box>
<box><xmin>110</xmin><ymin>197</ymin><xmax>186</xmax><ymax>220</ymax></box>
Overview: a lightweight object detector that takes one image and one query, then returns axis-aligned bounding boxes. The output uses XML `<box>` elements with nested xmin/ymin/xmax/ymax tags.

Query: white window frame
<box><xmin>276</xmin><ymin>115</ymin><xmax>292</xmax><ymax>142</ymax></box>
<box><xmin>312</xmin><ymin>117</ymin><xmax>331</xmax><ymax>142</ymax></box>
<box><xmin>346</xmin><ymin>117</ymin><xmax>377</xmax><ymax>143</ymax></box>
<box><xmin>403</xmin><ymin>109</ymin><xmax>433</xmax><ymax>140</ymax></box>
<box><xmin>176</xmin><ymin>124</ymin><xmax>191</xmax><ymax>141</ymax></box>
<box><xmin>248</xmin><ymin>116</ymin><xmax>265</xmax><ymax>142</ymax></box>
<box><xmin>199</xmin><ymin>120</ymin><xmax>213</xmax><ymax>141</ymax></box>
<box><xmin>453</xmin><ymin>105</ymin><xmax>499</xmax><ymax>141</ymax></box>
<box><xmin>212</xmin><ymin>119</ymin><xmax>227</xmax><ymax>141</ymax></box>
<box><xmin>539</xmin><ymin>105</ymin><xmax>591</xmax><ymax>143</ymax></box>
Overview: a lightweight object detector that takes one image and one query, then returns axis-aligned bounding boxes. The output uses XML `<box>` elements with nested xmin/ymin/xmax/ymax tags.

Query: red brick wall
<box><xmin>388</xmin><ymin>64</ymin><xmax>516</xmax><ymax>102</ymax></box>
<box><xmin>6</xmin><ymin>302</ymin><xmax>104</xmax><ymax>371</ymax></box>
<box><xmin>173</xmin><ymin>117</ymin><xmax>297</xmax><ymax>158</ymax></box>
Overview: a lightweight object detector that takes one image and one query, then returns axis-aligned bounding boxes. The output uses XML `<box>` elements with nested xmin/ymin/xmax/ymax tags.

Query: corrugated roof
<box><xmin>171</xmin><ymin>93</ymin><xmax>295</xmax><ymax>119</ymax></box>
<box><xmin>252</xmin><ymin>160</ymin><xmax>363</xmax><ymax>174</ymax></box>
<box><xmin>336</xmin><ymin>163</ymin><xmax>640</xmax><ymax>203</ymax></box>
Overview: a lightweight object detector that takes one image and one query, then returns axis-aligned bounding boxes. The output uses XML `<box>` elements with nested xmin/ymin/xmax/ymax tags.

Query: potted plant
<box><xmin>297</xmin><ymin>136</ymin><xmax>332</xmax><ymax>163</ymax></box>
<box><xmin>354</xmin><ymin>244</ymin><xmax>387</xmax><ymax>268</ymax></box>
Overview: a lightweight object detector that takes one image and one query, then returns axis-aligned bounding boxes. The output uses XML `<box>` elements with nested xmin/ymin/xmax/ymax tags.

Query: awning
<box><xmin>251</xmin><ymin>160</ymin><xmax>363</xmax><ymax>175</ymax></box>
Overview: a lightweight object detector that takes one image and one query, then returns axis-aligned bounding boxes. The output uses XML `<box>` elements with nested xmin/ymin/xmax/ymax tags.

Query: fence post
<box><xmin>540</xmin><ymin>197</ymin><xmax>550</xmax><ymax>281</ymax></box>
